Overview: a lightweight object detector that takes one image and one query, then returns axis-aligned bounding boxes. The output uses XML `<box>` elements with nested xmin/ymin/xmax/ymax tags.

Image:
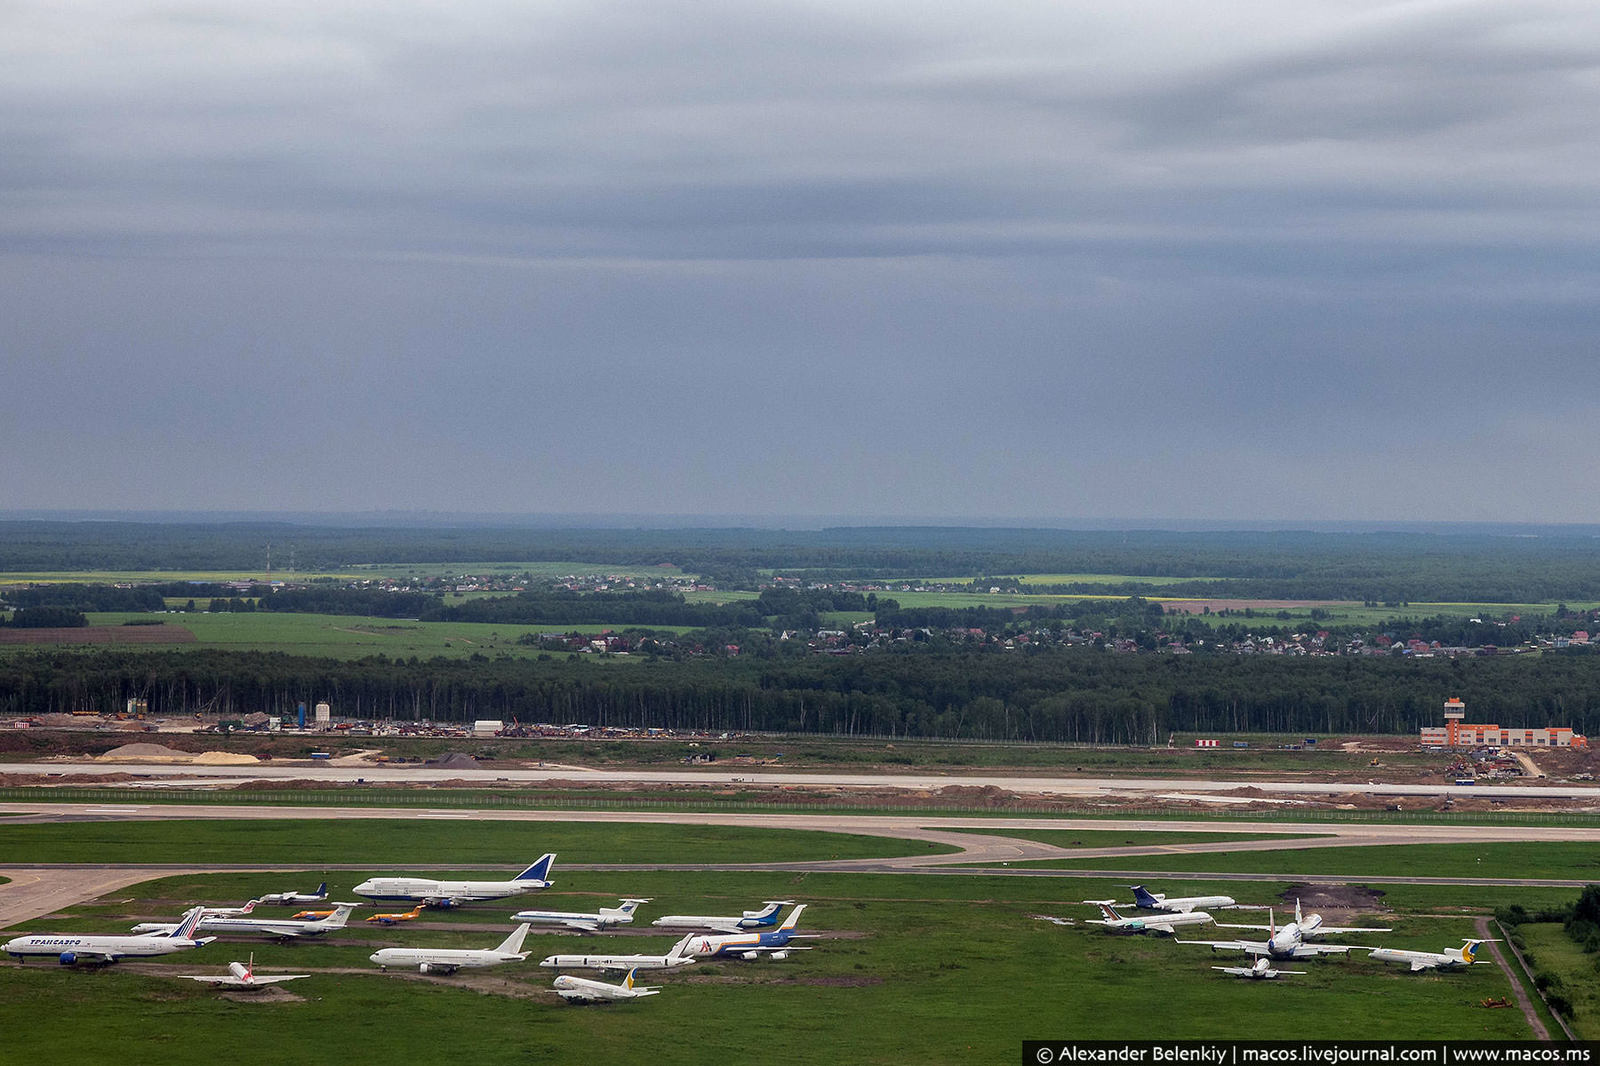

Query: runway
<box><xmin>7</xmin><ymin>759</ymin><xmax>1600</xmax><ymax>801</ymax></box>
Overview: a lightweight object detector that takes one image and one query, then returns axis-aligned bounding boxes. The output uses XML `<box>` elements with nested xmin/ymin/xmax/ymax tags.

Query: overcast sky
<box><xmin>4</xmin><ymin>1</ymin><xmax>1598</xmax><ymax>523</ymax></box>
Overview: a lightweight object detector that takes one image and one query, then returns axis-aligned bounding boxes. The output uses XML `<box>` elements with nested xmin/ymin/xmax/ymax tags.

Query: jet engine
<box><xmin>739</xmin><ymin>951</ymin><xmax>760</xmax><ymax>960</ymax></box>
<box><xmin>58</xmin><ymin>952</ymin><xmax>77</xmax><ymax>965</ymax></box>
<box><xmin>769</xmin><ymin>950</ymin><xmax>790</xmax><ymax>960</ymax></box>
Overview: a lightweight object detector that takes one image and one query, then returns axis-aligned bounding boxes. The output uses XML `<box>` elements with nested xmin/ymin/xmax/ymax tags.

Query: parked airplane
<box><xmin>1369</xmin><ymin>939</ymin><xmax>1496</xmax><ymax>972</ymax></box>
<box><xmin>1127</xmin><ymin>885</ymin><xmax>1238</xmax><ymax>913</ymax></box>
<box><xmin>369</xmin><ymin>923</ymin><xmax>531</xmax><ymax>974</ymax></box>
<box><xmin>680</xmin><ymin>904</ymin><xmax>816</xmax><ymax>960</ymax></box>
<box><xmin>5</xmin><ymin>906</ymin><xmax>213</xmax><ymax>964</ymax></box>
<box><xmin>292</xmin><ymin>909</ymin><xmax>335</xmax><ymax>920</ymax></box>
<box><xmin>554</xmin><ymin>967</ymin><xmax>663</xmax><ymax>1003</ymax></box>
<box><xmin>177</xmin><ymin>954</ymin><xmax>310</xmax><ymax>988</ymax></box>
<box><xmin>1176</xmin><ymin>901</ymin><xmax>1385</xmax><ymax>960</ymax></box>
<box><xmin>539</xmin><ymin>934</ymin><xmax>699</xmax><ymax>974</ymax></box>
<box><xmin>1213</xmin><ymin>958</ymin><xmax>1307</xmax><ymax>980</ymax></box>
<box><xmin>650</xmin><ymin>900</ymin><xmax>793</xmax><ymax>934</ymax></box>
<box><xmin>256</xmin><ymin>882</ymin><xmax>328</xmax><ymax>906</ymax></box>
<box><xmin>202</xmin><ymin>899</ymin><xmax>262</xmax><ymax>918</ymax></box>
<box><xmin>1086</xmin><ymin>902</ymin><xmax>1214</xmax><ymax>936</ymax></box>
<box><xmin>366</xmin><ymin>904</ymin><xmax>427</xmax><ymax>926</ymax></box>
<box><xmin>511</xmin><ymin>898</ymin><xmax>650</xmax><ymax>933</ymax></box>
<box><xmin>133</xmin><ymin>904</ymin><xmax>360</xmax><ymax>939</ymax></box>
<box><xmin>353</xmin><ymin>854</ymin><xmax>555</xmax><ymax>907</ymax></box>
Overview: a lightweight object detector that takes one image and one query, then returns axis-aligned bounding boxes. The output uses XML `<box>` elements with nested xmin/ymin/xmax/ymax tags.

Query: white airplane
<box><xmin>1086</xmin><ymin>902</ymin><xmax>1214</xmax><ymax>936</ymax></box>
<box><xmin>650</xmin><ymin>900</ymin><xmax>793</xmax><ymax>934</ymax></box>
<box><xmin>133</xmin><ymin>904</ymin><xmax>360</xmax><ymax>939</ymax></box>
<box><xmin>539</xmin><ymin>933</ymin><xmax>699</xmax><ymax>974</ymax></box>
<box><xmin>1176</xmin><ymin>901</ymin><xmax>1386</xmax><ymax>960</ymax></box>
<box><xmin>177</xmin><ymin>954</ymin><xmax>310</xmax><ymax>988</ymax></box>
<box><xmin>511</xmin><ymin>898</ymin><xmax>650</xmax><ymax>933</ymax></box>
<box><xmin>1214</xmin><ymin>958</ymin><xmax>1307</xmax><ymax>979</ymax></box>
<box><xmin>353</xmin><ymin>854</ymin><xmax>555</xmax><ymax>907</ymax></box>
<box><xmin>1369</xmin><ymin>939</ymin><xmax>1497</xmax><ymax>972</ymax></box>
<box><xmin>5</xmin><ymin>906</ymin><xmax>214</xmax><ymax>965</ymax></box>
<box><xmin>553</xmin><ymin>967</ymin><xmax>663</xmax><ymax>1003</ymax></box>
<box><xmin>200</xmin><ymin>899</ymin><xmax>263</xmax><ymax>918</ymax></box>
<box><xmin>369</xmin><ymin>923</ymin><xmax>531</xmax><ymax>975</ymax></box>
<box><xmin>680</xmin><ymin>904</ymin><xmax>816</xmax><ymax>960</ymax></box>
<box><xmin>256</xmin><ymin>882</ymin><xmax>328</xmax><ymax>906</ymax></box>
<box><xmin>1122</xmin><ymin>885</ymin><xmax>1238</xmax><ymax>913</ymax></box>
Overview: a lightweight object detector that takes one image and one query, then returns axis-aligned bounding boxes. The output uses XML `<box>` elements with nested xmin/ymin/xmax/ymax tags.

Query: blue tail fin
<box><xmin>516</xmin><ymin>854</ymin><xmax>556</xmax><ymax>882</ymax></box>
<box><xmin>1131</xmin><ymin>886</ymin><xmax>1161</xmax><ymax>908</ymax></box>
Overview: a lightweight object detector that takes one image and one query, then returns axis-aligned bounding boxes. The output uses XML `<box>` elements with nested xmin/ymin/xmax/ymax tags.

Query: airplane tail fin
<box><xmin>314</xmin><ymin>882</ymin><xmax>328</xmax><ymax>898</ymax></box>
<box><xmin>623</xmin><ymin>967</ymin><xmax>637</xmax><ymax>990</ymax></box>
<box><xmin>1097</xmin><ymin>903</ymin><xmax>1124</xmax><ymax>922</ymax></box>
<box><xmin>1294</xmin><ymin>899</ymin><xmax>1303</xmax><ymax>926</ymax></box>
<box><xmin>173</xmin><ymin>905</ymin><xmax>208</xmax><ymax>940</ymax></box>
<box><xmin>497</xmin><ymin>923</ymin><xmax>531</xmax><ymax>955</ymax></box>
<box><xmin>617</xmin><ymin>899</ymin><xmax>648</xmax><ymax>915</ymax></box>
<box><xmin>1131</xmin><ymin>886</ymin><xmax>1161</xmax><ymax>908</ymax></box>
<box><xmin>325</xmin><ymin>905</ymin><xmax>356</xmax><ymax>929</ymax></box>
<box><xmin>516</xmin><ymin>854</ymin><xmax>556</xmax><ymax>883</ymax></box>
<box><xmin>669</xmin><ymin>933</ymin><xmax>698</xmax><ymax>959</ymax></box>
<box><xmin>1462</xmin><ymin>940</ymin><xmax>1482</xmax><ymax>963</ymax></box>
<box><xmin>778</xmin><ymin>904</ymin><xmax>807</xmax><ymax>931</ymax></box>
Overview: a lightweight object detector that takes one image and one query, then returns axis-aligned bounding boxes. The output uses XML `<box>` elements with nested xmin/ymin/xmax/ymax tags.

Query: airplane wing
<box><xmin>1287</xmin><ymin>943</ymin><xmax>1359</xmax><ymax>957</ymax></box>
<box><xmin>560</xmin><ymin>920</ymin><xmax>602</xmax><ymax>933</ymax></box>
<box><xmin>246</xmin><ymin>974</ymin><xmax>311</xmax><ymax>984</ymax></box>
<box><xmin>1307</xmin><ymin>925</ymin><xmax>1392</xmax><ymax>936</ymax></box>
<box><xmin>1408</xmin><ymin>960</ymin><xmax>1441</xmax><ymax>972</ymax></box>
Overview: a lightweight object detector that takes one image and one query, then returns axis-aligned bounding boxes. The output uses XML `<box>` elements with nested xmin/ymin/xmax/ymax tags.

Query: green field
<box><xmin>1514</xmin><ymin>923</ymin><xmax>1597</xmax><ymax>1038</ymax></box>
<box><xmin>0</xmin><ymin>863</ymin><xmax>1547</xmax><ymax>1063</ymax></box>
<box><xmin>1001</xmin><ymin>841</ymin><xmax>1600</xmax><ymax>881</ymax></box>
<box><xmin>39</xmin><ymin>611</ymin><xmax>699</xmax><ymax>659</ymax></box>
<box><xmin>0</xmin><ymin>818</ymin><xmax>954</xmax><ymax>866</ymax></box>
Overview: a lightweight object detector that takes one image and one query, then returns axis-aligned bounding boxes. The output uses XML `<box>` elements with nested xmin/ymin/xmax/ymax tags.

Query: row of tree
<box><xmin>6</xmin><ymin>646</ymin><xmax>1600</xmax><ymax>742</ymax></box>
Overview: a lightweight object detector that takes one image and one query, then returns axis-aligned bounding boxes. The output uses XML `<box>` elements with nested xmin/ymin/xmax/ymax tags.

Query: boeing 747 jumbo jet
<box><xmin>553</xmin><ymin>968</ymin><xmax>663</xmax><ymax>1003</ymax></box>
<box><xmin>511</xmin><ymin>898</ymin><xmax>650</xmax><ymax>933</ymax></box>
<box><xmin>1086</xmin><ymin>903</ymin><xmax>1214</xmax><ymax>936</ymax></box>
<box><xmin>1176</xmin><ymin>901</ymin><xmax>1387</xmax><ymax>960</ymax></box>
<box><xmin>177</xmin><ymin>955</ymin><xmax>310</xmax><ymax>988</ymax></box>
<box><xmin>369</xmin><ymin>924</ymin><xmax>531</xmax><ymax>974</ymax></box>
<box><xmin>5</xmin><ymin>906</ymin><xmax>213</xmax><ymax>964</ymax></box>
<box><xmin>1213</xmin><ymin>958</ymin><xmax>1307</xmax><ymax>979</ymax></box>
<box><xmin>354</xmin><ymin>855</ymin><xmax>555</xmax><ymax>907</ymax></box>
<box><xmin>650</xmin><ymin>900</ymin><xmax>792</xmax><ymax>933</ymax></box>
<box><xmin>539</xmin><ymin>934</ymin><xmax>699</xmax><ymax>974</ymax></box>
<box><xmin>680</xmin><ymin>905</ymin><xmax>816</xmax><ymax>960</ymax></box>
<box><xmin>1369</xmin><ymin>939</ymin><xmax>1497</xmax><ymax>972</ymax></box>
<box><xmin>256</xmin><ymin>882</ymin><xmax>328</xmax><ymax>906</ymax></box>
<box><xmin>133</xmin><ymin>904</ymin><xmax>359</xmax><ymax>939</ymax></box>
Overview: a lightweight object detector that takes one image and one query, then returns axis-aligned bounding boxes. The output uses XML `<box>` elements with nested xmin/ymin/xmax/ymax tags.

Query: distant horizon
<box><xmin>5</xmin><ymin>509</ymin><xmax>1600</xmax><ymax>538</ymax></box>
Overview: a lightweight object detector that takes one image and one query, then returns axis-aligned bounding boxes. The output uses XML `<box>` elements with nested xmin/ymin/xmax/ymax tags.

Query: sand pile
<box><xmin>98</xmin><ymin>742</ymin><xmax>194</xmax><ymax>762</ymax></box>
<box><xmin>191</xmin><ymin>751</ymin><xmax>261</xmax><ymax>765</ymax></box>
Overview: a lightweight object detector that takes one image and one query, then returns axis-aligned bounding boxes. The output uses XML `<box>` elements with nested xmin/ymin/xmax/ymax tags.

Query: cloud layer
<box><xmin>4</xmin><ymin>1</ymin><xmax>1598</xmax><ymax>520</ymax></box>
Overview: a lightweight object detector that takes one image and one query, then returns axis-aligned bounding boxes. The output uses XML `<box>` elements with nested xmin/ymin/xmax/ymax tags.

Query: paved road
<box><xmin>6</xmin><ymin>759</ymin><xmax>1600</xmax><ymax>800</ymax></box>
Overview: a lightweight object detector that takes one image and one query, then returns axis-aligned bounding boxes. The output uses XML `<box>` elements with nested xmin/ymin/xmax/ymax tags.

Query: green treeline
<box><xmin>6</xmin><ymin>647</ymin><xmax>1600</xmax><ymax>741</ymax></box>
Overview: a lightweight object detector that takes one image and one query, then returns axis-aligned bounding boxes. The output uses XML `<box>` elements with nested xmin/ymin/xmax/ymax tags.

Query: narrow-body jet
<box><xmin>512</xmin><ymin>898</ymin><xmax>649</xmax><ymax>933</ymax></box>
<box><xmin>554</xmin><ymin>967</ymin><xmax>662</xmax><ymax>1003</ymax></box>
<box><xmin>1087</xmin><ymin>903</ymin><xmax>1214</xmax><ymax>936</ymax></box>
<box><xmin>650</xmin><ymin>900</ymin><xmax>792</xmax><ymax>934</ymax></box>
<box><xmin>680</xmin><ymin>905</ymin><xmax>815</xmax><ymax>960</ymax></box>
<box><xmin>1369</xmin><ymin>939</ymin><xmax>1496</xmax><ymax>972</ymax></box>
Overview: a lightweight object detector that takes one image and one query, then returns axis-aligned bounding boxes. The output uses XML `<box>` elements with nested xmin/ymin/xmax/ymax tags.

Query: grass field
<box><xmin>1513</xmin><ymin>923</ymin><xmax>1598</xmax><ymax>1038</ymax></box>
<box><xmin>0</xmin><ymin>818</ymin><xmax>955</xmax><ymax>866</ymax></box>
<box><xmin>35</xmin><ymin>611</ymin><xmax>698</xmax><ymax>659</ymax></box>
<box><xmin>999</xmin><ymin>841</ymin><xmax>1600</xmax><ymax>881</ymax></box>
<box><xmin>939</xmin><ymin>828</ymin><xmax>1335</xmax><ymax>848</ymax></box>
<box><xmin>0</xmin><ymin>862</ymin><xmax>1549</xmax><ymax>1063</ymax></box>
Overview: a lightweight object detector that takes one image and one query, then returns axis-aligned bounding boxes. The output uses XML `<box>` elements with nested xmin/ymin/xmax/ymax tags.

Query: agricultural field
<box><xmin>0</xmin><ymin>833</ymin><xmax>1567</xmax><ymax>1063</ymax></box>
<box><xmin>39</xmin><ymin>611</ymin><xmax>696</xmax><ymax>660</ymax></box>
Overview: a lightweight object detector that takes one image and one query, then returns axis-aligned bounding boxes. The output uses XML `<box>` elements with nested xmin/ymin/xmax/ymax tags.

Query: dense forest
<box><xmin>6</xmin><ymin>647</ymin><xmax>1600</xmax><ymax>742</ymax></box>
<box><xmin>8</xmin><ymin>520</ymin><xmax>1600</xmax><ymax>602</ymax></box>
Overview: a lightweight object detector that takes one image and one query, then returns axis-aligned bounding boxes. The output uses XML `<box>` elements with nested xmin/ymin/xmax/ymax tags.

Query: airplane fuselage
<box><xmin>368</xmin><ymin>948</ymin><xmax>524</xmax><ymax>973</ymax></box>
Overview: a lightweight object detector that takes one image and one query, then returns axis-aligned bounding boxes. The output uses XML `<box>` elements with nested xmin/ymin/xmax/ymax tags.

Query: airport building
<box><xmin>1420</xmin><ymin>697</ymin><xmax>1587</xmax><ymax>748</ymax></box>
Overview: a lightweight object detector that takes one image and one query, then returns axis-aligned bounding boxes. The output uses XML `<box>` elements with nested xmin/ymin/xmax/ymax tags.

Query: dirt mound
<box><xmin>99</xmin><ymin>742</ymin><xmax>193</xmax><ymax>761</ymax></box>
<box><xmin>423</xmin><ymin>752</ymin><xmax>479</xmax><ymax>769</ymax></box>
